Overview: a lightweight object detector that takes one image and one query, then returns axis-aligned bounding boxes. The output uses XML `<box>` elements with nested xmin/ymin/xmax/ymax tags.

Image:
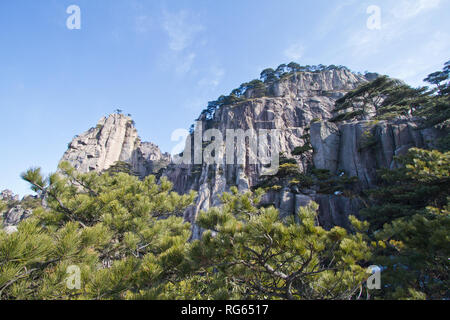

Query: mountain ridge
<box><xmin>54</xmin><ymin>66</ymin><xmax>444</xmax><ymax>239</ymax></box>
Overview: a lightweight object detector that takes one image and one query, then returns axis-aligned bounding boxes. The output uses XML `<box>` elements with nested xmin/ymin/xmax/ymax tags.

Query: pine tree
<box><xmin>189</xmin><ymin>187</ymin><xmax>372</xmax><ymax>300</ymax></box>
<box><xmin>1</xmin><ymin>162</ymin><xmax>196</xmax><ymax>299</ymax></box>
<box><xmin>0</xmin><ymin>200</ymin><xmax>6</xmax><ymax>226</ymax></box>
<box><xmin>103</xmin><ymin>161</ymin><xmax>139</xmax><ymax>177</ymax></box>
<box><xmin>2</xmin><ymin>163</ymin><xmax>375</xmax><ymax>300</ymax></box>
<box><xmin>373</xmin><ymin>205</ymin><xmax>449</xmax><ymax>299</ymax></box>
<box><xmin>361</xmin><ymin>148</ymin><xmax>449</xmax><ymax>231</ymax></box>
<box><xmin>332</xmin><ymin>76</ymin><xmax>400</xmax><ymax>120</ymax></box>
<box><xmin>361</xmin><ymin>148</ymin><xmax>450</xmax><ymax>299</ymax></box>
<box><xmin>416</xmin><ymin>60</ymin><xmax>450</xmax><ymax>128</ymax></box>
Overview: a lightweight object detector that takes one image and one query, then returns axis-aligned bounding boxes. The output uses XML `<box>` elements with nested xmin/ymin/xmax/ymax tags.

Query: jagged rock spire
<box><xmin>60</xmin><ymin>113</ymin><xmax>170</xmax><ymax>177</ymax></box>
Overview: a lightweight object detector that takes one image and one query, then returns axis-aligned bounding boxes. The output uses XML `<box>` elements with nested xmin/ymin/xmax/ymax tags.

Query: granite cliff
<box><xmin>55</xmin><ymin>68</ymin><xmax>444</xmax><ymax>239</ymax></box>
<box><xmin>61</xmin><ymin>114</ymin><xmax>170</xmax><ymax>178</ymax></box>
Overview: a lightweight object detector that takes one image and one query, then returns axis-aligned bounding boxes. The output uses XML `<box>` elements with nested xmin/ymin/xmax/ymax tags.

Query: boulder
<box><xmin>3</xmin><ymin>205</ymin><xmax>32</xmax><ymax>227</ymax></box>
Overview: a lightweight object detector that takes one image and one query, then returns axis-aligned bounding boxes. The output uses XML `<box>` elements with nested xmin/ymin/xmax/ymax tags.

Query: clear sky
<box><xmin>0</xmin><ymin>0</ymin><xmax>449</xmax><ymax>197</ymax></box>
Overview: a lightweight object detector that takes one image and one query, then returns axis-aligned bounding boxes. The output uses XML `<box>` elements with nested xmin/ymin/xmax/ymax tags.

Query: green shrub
<box><xmin>329</xmin><ymin>110</ymin><xmax>364</xmax><ymax>122</ymax></box>
<box><xmin>292</xmin><ymin>144</ymin><xmax>313</xmax><ymax>155</ymax></box>
<box><xmin>359</xmin><ymin>130</ymin><xmax>378</xmax><ymax>152</ymax></box>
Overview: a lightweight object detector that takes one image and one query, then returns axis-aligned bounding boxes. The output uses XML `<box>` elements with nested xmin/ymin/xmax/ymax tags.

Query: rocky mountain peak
<box><xmin>0</xmin><ymin>189</ymin><xmax>19</xmax><ymax>203</ymax></box>
<box><xmin>61</xmin><ymin>113</ymin><xmax>170</xmax><ymax>177</ymax></box>
<box><xmin>264</xmin><ymin>68</ymin><xmax>370</xmax><ymax>99</ymax></box>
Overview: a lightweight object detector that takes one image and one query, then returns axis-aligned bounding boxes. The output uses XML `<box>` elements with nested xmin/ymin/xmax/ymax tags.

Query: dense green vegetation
<box><xmin>331</xmin><ymin>60</ymin><xmax>450</xmax><ymax>126</ymax></box>
<box><xmin>103</xmin><ymin>161</ymin><xmax>140</xmax><ymax>177</ymax></box>
<box><xmin>1</xmin><ymin>162</ymin><xmax>197</xmax><ymax>299</ymax></box>
<box><xmin>364</xmin><ymin>148</ymin><xmax>449</xmax><ymax>299</ymax></box>
<box><xmin>193</xmin><ymin>189</ymin><xmax>371</xmax><ymax>299</ymax></box>
<box><xmin>253</xmin><ymin>153</ymin><xmax>359</xmax><ymax>196</ymax></box>
<box><xmin>0</xmin><ymin>163</ymin><xmax>372</xmax><ymax>300</ymax></box>
<box><xmin>343</xmin><ymin>61</ymin><xmax>449</xmax><ymax>299</ymax></box>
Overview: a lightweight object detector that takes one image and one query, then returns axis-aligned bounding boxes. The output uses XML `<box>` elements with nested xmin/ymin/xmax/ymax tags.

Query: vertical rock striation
<box><xmin>164</xmin><ymin>69</ymin><xmax>373</xmax><ymax>236</ymax></box>
<box><xmin>310</xmin><ymin>119</ymin><xmax>444</xmax><ymax>188</ymax></box>
<box><xmin>60</xmin><ymin>114</ymin><xmax>170</xmax><ymax>177</ymax></box>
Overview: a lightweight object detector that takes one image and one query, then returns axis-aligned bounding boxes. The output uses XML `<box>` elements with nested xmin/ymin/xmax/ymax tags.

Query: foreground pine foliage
<box><xmin>0</xmin><ymin>162</ymin><xmax>374</xmax><ymax>300</ymax></box>
<box><xmin>1</xmin><ymin>162</ymin><xmax>196</xmax><ymax>299</ymax></box>
<box><xmin>362</xmin><ymin>148</ymin><xmax>450</xmax><ymax>299</ymax></box>
<box><xmin>191</xmin><ymin>188</ymin><xmax>371</xmax><ymax>300</ymax></box>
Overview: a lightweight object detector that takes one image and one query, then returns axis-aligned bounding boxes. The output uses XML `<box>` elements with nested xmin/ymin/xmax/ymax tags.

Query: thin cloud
<box><xmin>392</xmin><ymin>0</ymin><xmax>441</xmax><ymax>19</ymax></box>
<box><xmin>315</xmin><ymin>0</ymin><xmax>359</xmax><ymax>38</ymax></box>
<box><xmin>161</xmin><ymin>9</ymin><xmax>205</xmax><ymax>76</ymax></box>
<box><xmin>382</xmin><ymin>31</ymin><xmax>450</xmax><ymax>86</ymax></box>
<box><xmin>284</xmin><ymin>43</ymin><xmax>305</xmax><ymax>61</ymax></box>
<box><xmin>135</xmin><ymin>15</ymin><xmax>151</xmax><ymax>34</ymax></box>
<box><xmin>198</xmin><ymin>67</ymin><xmax>225</xmax><ymax>88</ymax></box>
<box><xmin>176</xmin><ymin>53</ymin><xmax>197</xmax><ymax>75</ymax></box>
<box><xmin>346</xmin><ymin>0</ymin><xmax>444</xmax><ymax>57</ymax></box>
<box><xmin>162</xmin><ymin>10</ymin><xmax>204</xmax><ymax>52</ymax></box>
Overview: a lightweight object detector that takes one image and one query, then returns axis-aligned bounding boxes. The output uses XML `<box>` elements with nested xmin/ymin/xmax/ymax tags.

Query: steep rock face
<box><xmin>307</xmin><ymin>118</ymin><xmax>443</xmax><ymax>228</ymax></box>
<box><xmin>164</xmin><ymin>70</ymin><xmax>445</xmax><ymax>238</ymax></box>
<box><xmin>258</xmin><ymin>189</ymin><xmax>363</xmax><ymax>230</ymax></box>
<box><xmin>0</xmin><ymin>189</ymin><xmax>19</xmax><ymax>203</ymax></box>
<box><xmin>314</xmin><ymin>194</ymin><xmax>363</xmax><ymax>230</ymax></box>
<box><xmin>2</xmin><ymin>206</ymin><xmax>32</xmax><ymax>228</ymax></box>
<box><xmin>247</xmin><ymin>69</ymin><xmax>367</xmax><ymax>100</ymax></box>
<box><xmin>164</xmin><ymin>69</ymin><xmax>371</xmax><ymax>236</ymax></box>
<box><xmin>61</xmin><ymin>114</ymin><xmax>170</xmax><ymax>177</ymax></box>
<box><xmin>310</xmin><ymin>119</ymin><xmax>445</xmax><ymax>188</ymax></box>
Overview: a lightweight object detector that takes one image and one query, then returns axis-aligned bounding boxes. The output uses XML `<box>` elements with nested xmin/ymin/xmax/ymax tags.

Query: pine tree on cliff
<box><xmin>416</xmin><ymin>60</ymin><xmax>450</xmax><ymax>129</ymax></box>
<box><xmin>331</xmin><ymin>60</ymin><xmax>450</xmax><ymax>126</ymax></box>
<box><xmin>424</xmin><ymin>60</ymin><xmax>450</xmax><ymax>95</ymax></box>
<box><xmin>332</xmin><ymin>75</ymin><xmax>415</xmax><ymax>121</ymax></box>
<box><xmin>103</xmin><ymin>161</ymin><xmax>139</xmax><ymax>177</ymax></box>
<box><xmin>362</xmin><ymin>148</ymin><xmax>449</xmax><ymax>230</ymax></box>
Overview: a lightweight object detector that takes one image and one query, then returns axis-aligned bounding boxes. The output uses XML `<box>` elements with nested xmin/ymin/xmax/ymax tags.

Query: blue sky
<box><xmin>0</xmin><ymin>0</ymin><xmax>449</xmax><ymax>196</ymax></box>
